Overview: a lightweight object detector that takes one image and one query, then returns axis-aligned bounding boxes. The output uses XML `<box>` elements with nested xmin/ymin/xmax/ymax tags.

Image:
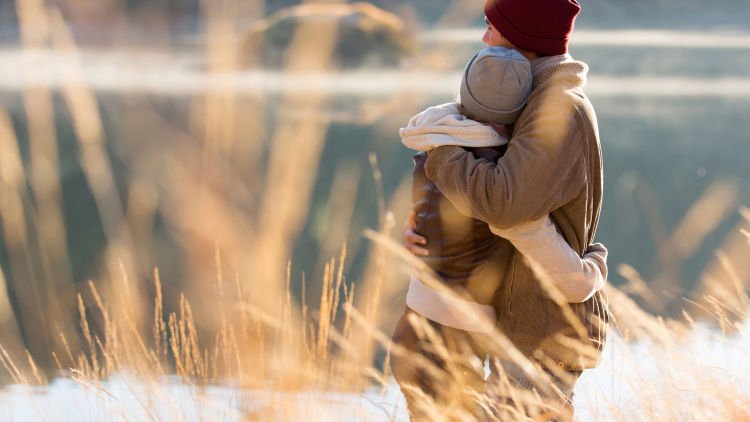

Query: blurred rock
<box><xmin>240</xmin><ymin>2</ymin><xmax>416</xmax><ymax>69</ymax></box>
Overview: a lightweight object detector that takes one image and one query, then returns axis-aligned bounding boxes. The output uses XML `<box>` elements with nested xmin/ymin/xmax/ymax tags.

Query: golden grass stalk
<box><xmin>0</xmin><ymin>1</ymin><xmax>748</xmax><ymax>421</ymax></box>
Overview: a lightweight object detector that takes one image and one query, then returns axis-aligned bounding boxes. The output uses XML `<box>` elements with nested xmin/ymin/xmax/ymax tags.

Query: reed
<box><xmin>0</xmin><ymin>0</ymin><xmax>749</xmax><ymax>421</ymax></box>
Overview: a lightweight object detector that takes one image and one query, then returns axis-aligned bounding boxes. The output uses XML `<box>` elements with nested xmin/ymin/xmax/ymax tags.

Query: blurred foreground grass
<box><xmin>0</xmin><ymin>0</ymin><xmax>750</xmax><ymax>421</ymax></box>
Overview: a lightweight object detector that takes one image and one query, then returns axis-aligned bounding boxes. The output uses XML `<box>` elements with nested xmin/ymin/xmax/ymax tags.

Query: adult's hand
<box><xmin>403</xmin><ymin>210</ymin><xmax>428</xmax><ymax>257</ymax></box>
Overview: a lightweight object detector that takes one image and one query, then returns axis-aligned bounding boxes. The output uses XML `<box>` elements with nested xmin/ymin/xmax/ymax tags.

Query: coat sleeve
<box><xmin>423</xmin><ymin>102</ymin><xmax>587</xmax><ymax>229</ymax></box>
<box><xmin>490</xmin><ymin>218</ymin><xmax>607</xmax><ymax>303</ymax></box>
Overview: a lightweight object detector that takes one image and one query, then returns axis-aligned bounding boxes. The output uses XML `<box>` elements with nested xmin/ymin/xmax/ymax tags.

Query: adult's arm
<box><xmin>424</xmin><ymin>103</ymin><xmax>586</xmax><ymax>230</ymax></box>
<box><xmin>491</xmin><ymin>217</ymin><xmax>607</xmax><ymax>303</ymax></box>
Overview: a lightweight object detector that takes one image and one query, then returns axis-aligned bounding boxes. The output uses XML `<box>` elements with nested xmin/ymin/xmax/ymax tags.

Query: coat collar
<box><xmin>531</xmin><ymin>54</ymin><xmax>588</xmax><ymax>90</ymax></box>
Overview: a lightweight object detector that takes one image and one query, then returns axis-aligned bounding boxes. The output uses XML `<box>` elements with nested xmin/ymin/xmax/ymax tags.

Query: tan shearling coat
<box><xmin>424</xmin><ymin>56</ymin><xmax>609</xmax><ymax>370</ymax></box>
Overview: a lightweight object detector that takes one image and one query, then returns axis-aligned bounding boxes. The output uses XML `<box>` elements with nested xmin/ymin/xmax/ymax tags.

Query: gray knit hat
<box><xmin>459</xmin><ymin>46</ymin><xmax>532</xmax><ymax>124</ymax></box>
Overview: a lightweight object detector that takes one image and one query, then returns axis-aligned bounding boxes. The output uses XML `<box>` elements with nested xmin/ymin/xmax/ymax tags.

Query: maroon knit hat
<box><xmin>484</xmin><ymin>0</ymin><xmax>580</xmax><ymax>56</ymax></box>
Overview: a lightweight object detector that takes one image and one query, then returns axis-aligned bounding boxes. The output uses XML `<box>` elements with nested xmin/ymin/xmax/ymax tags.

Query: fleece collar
<box><xmin>531</xmin><ymin>54</ymin><xmax>588</xmax><ymax>90</ymax></box>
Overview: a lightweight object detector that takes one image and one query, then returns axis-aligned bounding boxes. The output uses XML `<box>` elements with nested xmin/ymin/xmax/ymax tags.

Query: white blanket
<box><xmin>400</xmin><ymin>102</ymin><xmax>508</xmax><ymax>151</ymax></box>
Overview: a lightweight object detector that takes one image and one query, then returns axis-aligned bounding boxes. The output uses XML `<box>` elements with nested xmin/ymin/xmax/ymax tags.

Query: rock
<box><xmin>240</xmin><ymin>2</ymin><xmax>415</xmax><ymax>69</ymax></box>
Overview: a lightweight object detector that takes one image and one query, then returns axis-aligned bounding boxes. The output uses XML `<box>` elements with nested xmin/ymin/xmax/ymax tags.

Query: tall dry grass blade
<box><xmin>330</xmin><ymin>245</ymin><xmax>347</xmax><ymax>325</ymax></box>
<box><xmin>361</xmin><ymin>153</ymin><xmax>392</xmax><ymax>337</ymax></box>
<box><xmin>693</xmin><ymin>216</ymin><xmax>750</xmax><ymax>321</ymax></box>
<box><xmin>47</xmin><ymin>8</ymin><xmax>142</xmax><ymax>321</ymax></box>
<box><xmin>317</xmin><ymin>262</ymin><xmax>332</xmax><ymax>362</ymax></box>
<box><xmin>340</xmin><ymin>283</ymin><xmax>356</xmax><ymax>365</ymax></box>
<box><xmin>55</xmin><ymin>322</ymin><xmax>76</xmax><ymax>368</ymax></box>
<box><xmin>250</xmin><ymin>1</ymin><xmax>341</xmax><ymax>325</ymax></box>
<box><xmin>0</xmin><ymin>107</ymin><xmax>51</xmax><ymax>362</ymax></box>
<box><xmin>300</xmin><ymin>271</ymin><xmax>309</xmax><ymax>362</ymax></box>
<box><xmin>77</xmin><ymin>294</ymin><xmax>99</xmax><ymax>381</ymax></box>
<box><xmin>46</xmin><ymin>7</ymin><xmax>126</xmax><ymax>240</ymax></box>
<box><xmin>87</xmin><ymin>280</ymin><xmax>122</xmax><ymax>373</ymax></box>
<box><xmin>353</xmin><ymin>176</ymin><xmax>413</xmax><ymax>350</ymax></box>
<box><xmin>0</xmin><ymin>263</ymin><xmax>25</xmax><ymax>366</ymax></box>
<box><xmin>631</xmin><ymin>173</ymin><xmax>669</xmax><ymax>253</ymax></box>
<box><xmin>716</xmin><ymin>252</ymin><xmax>749</xmax><ymax>312</ymax></box>
<box><xmin>87</xmin><ymin>281</ymin><xmax>110</xmax><ymax>330</ymax></box>
<box><xmin>153</xmin><ymin>269</ymin><xmax>166</xmax><ymax>361</ymax></box>
<box><xmin>344</xmin><ymin>155</ymin><xmax>403</xmax><ymax>383</ymax></box>
<box><xmin>25</xmin><ymin>350</ymin><xmax>46</xmax><ymax>385</ymax></box>
<box><xmin>122</xmin><ymin>305</ymin><xmax>163</xmax><ymax>376</ymax></box>
<box><xmin>651</xmin><ymin>179</ymin><xmax>740</xmax><ymax>308</ymax></box>
<box><xmin>93</xmin><ymin>336</ymin><xmax>115</xmax><ymax>379</ymax></box>
<box><xmin>738</xmin><ymin>206</ymin><xmax>750</xmax><ymax>223</ymax></box>
<box><xmin>50</xmin><ymin>352</ymin><xmax>63</xmax><ymax>371</ymax></box>
<box><xmin>313</xmin><ymin>163</ymin><xmax>361</xmax><ymax>280</ymax></box>
<box><xmin>617</xmin><ymin>263</ymin><xmax>661</xmax><ymax>310</ymax></box>
<box><xmin>167</xmin><ymin>312</ymin><xmax>187</xmax><ymax>382</ymax></box>
<box><xmin>604</xmin><ymin>285</ymin><xmax>673</xmax><ymax>342</ymax></box>
<box><xmin>664</xmin><ymin>179</ymin><xmax>740</xmax><ymax>261</ymax></box>
<box><xmin>369</xmin><ymin>153</ymin><xmax>387</xmax><ymax>229</ymax></box>
<box><xmin>0</xmin><ymin>342</ymin><xmax>26</xmax><ymax>384</ymax></box>
<box><xmin>16</xmin><ymin>0</ymin><xmax>77</xmax><ymax>353</ymax></box>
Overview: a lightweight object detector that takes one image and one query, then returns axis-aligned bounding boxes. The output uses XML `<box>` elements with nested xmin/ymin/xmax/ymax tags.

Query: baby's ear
<box><xmin>488</xmin><ymin>122</ymin><xmax>510</xmax><ymax>138</ymax></box>
<box><xmin>455</xmin><ymin>102</ymin><xmax>472</xmax><ymax>118</ymax></box>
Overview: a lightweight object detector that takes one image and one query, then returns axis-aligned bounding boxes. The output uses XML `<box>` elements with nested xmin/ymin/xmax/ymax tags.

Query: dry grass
<box><xmin>0</xmin><ymin>0</ymin><xmax>749</xmax><ymax>421</ymax></box>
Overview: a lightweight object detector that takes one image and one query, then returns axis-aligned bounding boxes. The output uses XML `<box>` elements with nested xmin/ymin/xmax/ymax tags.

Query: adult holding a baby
<box><xmin>394</xmin><ymin>0</ymin><xmax>609</xmax><ymax>419</ymax></box>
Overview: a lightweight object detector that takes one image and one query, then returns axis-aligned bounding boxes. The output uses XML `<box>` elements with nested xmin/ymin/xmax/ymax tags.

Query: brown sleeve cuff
<box><xmin>423</xmin><ymin>145</ymin><xmax>465</xmax><ymax>182</ymax></box>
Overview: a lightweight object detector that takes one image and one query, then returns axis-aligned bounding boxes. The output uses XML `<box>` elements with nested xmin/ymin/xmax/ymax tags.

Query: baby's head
<box><xmin>458</xmin><ymin>46</ymin><xmax>532</xmax><ymax>125</ymax></box>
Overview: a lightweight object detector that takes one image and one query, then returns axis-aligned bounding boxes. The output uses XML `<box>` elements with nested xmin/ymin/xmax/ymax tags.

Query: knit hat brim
<box><xmin>484</xmin><ymin>1</ymin><xmax>576</xmax><ymax>56</ymax></box>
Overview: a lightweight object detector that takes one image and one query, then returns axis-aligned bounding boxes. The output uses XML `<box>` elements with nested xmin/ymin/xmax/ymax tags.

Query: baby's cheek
<box><xmin>482</xmin><ymin>29</ymin><xmax>492</xmax><ymax>45</ymax></box>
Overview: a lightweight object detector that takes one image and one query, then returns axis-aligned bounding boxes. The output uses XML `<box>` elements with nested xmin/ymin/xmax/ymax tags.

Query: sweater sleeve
<box><xmin>424</xmin><ymin>101</ymin><xmax>586</xmax><ymax>229</ymax></box>
<box><xmin>490</xmin><ymin>217</ymin><xmax>607</xmax><ymax>303</ymax></box>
